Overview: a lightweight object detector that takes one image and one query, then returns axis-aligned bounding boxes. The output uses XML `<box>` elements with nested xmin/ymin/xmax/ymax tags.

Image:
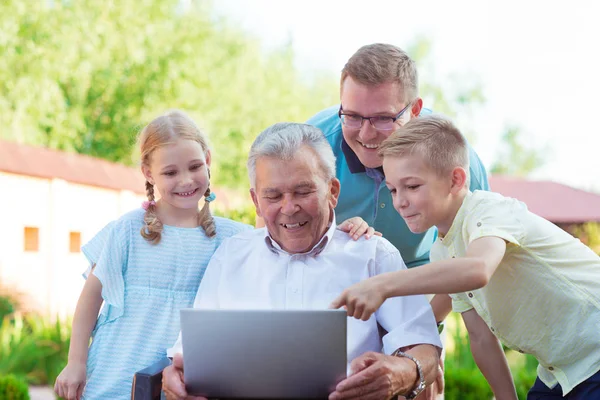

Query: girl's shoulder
<box><xmin>110</xmin><ymin>208</ymin><xmax>146</xmax><ymax>231</ymax></box>
<box><xmin>213</xmin><ymin>216</ymin><xmax>253</xmax><ymax>239</ymax></box>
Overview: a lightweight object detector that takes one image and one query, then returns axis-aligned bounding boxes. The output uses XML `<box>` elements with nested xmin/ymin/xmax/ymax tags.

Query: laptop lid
<box><xmin>180</xmin><ymin>309</ymin><xmax>347</xmax><ymax>399</ymax></box>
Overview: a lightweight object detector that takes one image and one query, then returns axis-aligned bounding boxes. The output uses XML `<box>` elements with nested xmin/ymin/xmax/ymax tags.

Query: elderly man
<box><xmin>162</xmin><ymin>122</ymin><xmax>442</xmax><ymax>400</ymax></box>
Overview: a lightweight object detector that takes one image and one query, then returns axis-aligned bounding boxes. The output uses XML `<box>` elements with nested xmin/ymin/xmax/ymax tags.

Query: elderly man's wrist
<box><xmin>391</xmin><ymin>350</ymin><xmax>426</xmax><ymax>399</ymax></box>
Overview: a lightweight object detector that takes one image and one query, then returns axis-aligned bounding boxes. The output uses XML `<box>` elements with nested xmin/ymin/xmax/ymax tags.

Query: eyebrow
<box><xmin>342</xmin><ymin>107</ymin><xmax>397</xmax><ymax>117</ymax></box>
<box><xmin>385</xmin><ymin>177</ymin><xmax>420</xmax><ymax>185</ymax></box>
<box><xmin>160</xmin><ymin>160</ymin><xmax>204</xmax><ymax>172</ymax></box>
<box><xmin>261</xmin><ymin>182</ymin><xmax>316</xmax><ymax>194</ymax></box>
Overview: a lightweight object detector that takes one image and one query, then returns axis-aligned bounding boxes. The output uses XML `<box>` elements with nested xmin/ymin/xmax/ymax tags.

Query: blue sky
<box><xmin>215</xmin><ymin>0</ymin><xmax>600</xmax><ymax>192</ymax></box>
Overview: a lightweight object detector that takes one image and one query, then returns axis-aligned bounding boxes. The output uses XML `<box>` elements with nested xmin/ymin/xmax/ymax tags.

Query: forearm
<box><xmin>430</xmin><ymin>294</ymin><xmax>452</xmax><ymax>324</ymax></box>
<box><xmin>68</xmin><ymin>274</ymin><xmax>104</xmax><ymax>364</ymax></box>
<box><xmin>376</xmin><ymin>257</ymin><xmax>489</xmax><ymax>298</ymax></box>
<box><xmin>470</xmin><ymin>331</ymin><xmax>517</xmax><ymax>399</ymax></box>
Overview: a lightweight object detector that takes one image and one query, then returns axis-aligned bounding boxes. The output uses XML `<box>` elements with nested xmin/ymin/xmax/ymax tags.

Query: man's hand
<box><xmin>329</xmin><ymin>278</ymin><xmax>386</xmax><ymax>321</ymax></box>
<box><xmin>338</xmin><ymin>217</ymin><xmax>382</xmax><ymax>241</ymax></box>
<box><xmin>328</xmin><ymin>352</ymin><xmax>416</xmax><ymax>400</ymax></box>
<box><xmin>162</xmin><ymin>353</ymin><xmax>207</xmax><ymax>400</ymax></box>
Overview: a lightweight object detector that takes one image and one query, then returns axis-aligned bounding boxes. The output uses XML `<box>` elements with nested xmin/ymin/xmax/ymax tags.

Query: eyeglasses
<box><xmin>338</xmin><ymin>102</ymin><xmax>413</xmax><ymax>131</ymax></box>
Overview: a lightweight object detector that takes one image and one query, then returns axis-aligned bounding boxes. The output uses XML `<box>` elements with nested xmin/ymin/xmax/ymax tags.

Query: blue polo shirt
<box><xmin>307</xmin><ymin>105</ymin><xmax>490</xmax><ymax>268</ymax></box>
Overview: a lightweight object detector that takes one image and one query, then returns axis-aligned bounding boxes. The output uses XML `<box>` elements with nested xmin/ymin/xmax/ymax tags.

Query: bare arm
<box><xmin>462</xmin><ymin>309</ymin><xmax>517</xmax><ymax>400</ymax></box>
<box><xmin>68</xmin><ymin>272</ymin><xmax>104</xmax><ymax>363</ymax></box>
<box><xmin>430</xmin><ymin>294</ymin><xmax>452</xmax><ymax>324</ymax></box>
<box><xmin>381</xmin><ymin>236</ymin><xmax>507</xmax><ymax>297</ymax></box>
<box><xmin>55</xmin><ymin>269</ymin><xmax>104</xmax><ymax>400</ymax></box>
<box><xmin>331</xmin><ymin>236</ymin><xmax>507</xmax><ymax>320</ymax></box>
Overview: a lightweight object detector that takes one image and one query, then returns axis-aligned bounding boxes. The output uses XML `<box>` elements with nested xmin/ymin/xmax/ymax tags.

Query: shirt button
<box><xmin>518</xmin><ymin>350</ymin><xmax>524</xmax><ymax>354</ymax></box>
<box><xmin>293</xmin><ymin>288</ymin><xmax>298</xmax><ymax>293</ymax></box>
<box><xmin>490</xmin><ymin>327</ymin><xmax>495</xmax><ymax>332</ymax></box>
<box><xmin>549</xmin><ymin>366</ymin><xmax>554</xmax><ymax>371</ymax></box>
<box><xmin>477</xmin><ymin>222</ymin><xmax>482</xmax><ymax>227</ymax></box>
<box><xmin>468</xmin><ymin>292</ymin><xmax>474</xmax><ymax>298</ymax></box>
<box><xmin>380</xmin><ymin>203</ymin><xmax>386</xmax><ymax>208</ymax></box>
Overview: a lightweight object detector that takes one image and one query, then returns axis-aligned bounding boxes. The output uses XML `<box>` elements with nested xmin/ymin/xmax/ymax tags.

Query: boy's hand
<box><xmin>338</xmin><ymin>217</ymin><xmax>382</xmax><ymax>241</ymax></box>
<box><xmin>54</xmin><ymin>361</ymin><xmax>86</xmax><ymax>400</ymax></box>
<box><xmin>329</xmin><ymin>278</ymin><xmax>386</xmax><ymax>321</ymax></box>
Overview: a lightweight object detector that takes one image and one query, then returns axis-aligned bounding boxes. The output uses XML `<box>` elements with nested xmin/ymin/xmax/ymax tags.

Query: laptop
<box><xmin>180</xmin><ymin>309</ymin><xmax>347</xmax><ymax>399</ymax></box>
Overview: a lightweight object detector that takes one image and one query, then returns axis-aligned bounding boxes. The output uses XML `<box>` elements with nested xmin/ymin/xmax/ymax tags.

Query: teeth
<box><xmin>178</xmin><ymin>190</ymin><xmax>196</xmax><ymax>196</ymax></box>
<box><xmin>359</xmin><ymin>142</ymin><xmax>379</xmax><ymax>149</ymax></box>
<box><xmin>283</xmin><ymin>221</ymin><xmax>307</xmax><ymax>229</ymax></box>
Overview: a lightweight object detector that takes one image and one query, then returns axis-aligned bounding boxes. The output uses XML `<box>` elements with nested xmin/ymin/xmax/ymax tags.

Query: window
<box><xmin>69</xmin><ymin>231</ymin><xmax>81</xmax><ymax>253</ymax></box>
<box><xmin>24</xmin><ymin>227</ymin><xmax>39</xmax><ymax>252</ymax></box>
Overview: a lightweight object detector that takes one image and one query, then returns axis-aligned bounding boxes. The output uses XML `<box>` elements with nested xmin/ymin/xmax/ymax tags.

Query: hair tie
<box><xmin>142</xmin><ymin>200</ymin><xmax>156</xmax><ymax>210</ymax></box>
<box><xmin>205</xmin><ymin>192</ymin><xmax>216</xmax><ymax>203</ymax></box>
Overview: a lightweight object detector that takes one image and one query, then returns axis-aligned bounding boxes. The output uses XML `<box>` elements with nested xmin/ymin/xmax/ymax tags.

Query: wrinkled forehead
<box><xmin>254</xmin><ymin>153</ymin><xmax>329</xmax><ymax>192</ymax></box>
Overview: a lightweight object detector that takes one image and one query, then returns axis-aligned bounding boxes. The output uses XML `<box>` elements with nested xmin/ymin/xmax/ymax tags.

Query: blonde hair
<box><xmin>341</xmin><ymin>43</ymin><xmax>418</xmax><ymax>103</ymax></box>
<box><xmin>379</xmin><ymin>115</ymin><xmax>469</xmax><ymax>180</ymax></box>
<box><xmin>138</xmin><ymin>110</ymin><xmax>215</xmax><ymax>244</ymax></box>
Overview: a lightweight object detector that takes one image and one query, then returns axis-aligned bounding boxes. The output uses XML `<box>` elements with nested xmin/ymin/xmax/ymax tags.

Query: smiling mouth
<box><xmin>281</xmin><ymin>221</ymin><xmax>308</xmax><ymax>229</ymax></box>
<box><xmin>357</xmin><ymin>140</ymin><xmax>380</xmax><ymax>149</ymax></box>
<box><xmin>175</xmin><ymin>188</ymin><xmax>199</xmax><ymax>197</ymax></box>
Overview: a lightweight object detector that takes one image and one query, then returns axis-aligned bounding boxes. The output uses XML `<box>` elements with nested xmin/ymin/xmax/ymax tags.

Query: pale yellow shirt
<box><xmin>431</xmin><ymin>190</ymin><xmax>600</xmax><ymax>395</ymax></box>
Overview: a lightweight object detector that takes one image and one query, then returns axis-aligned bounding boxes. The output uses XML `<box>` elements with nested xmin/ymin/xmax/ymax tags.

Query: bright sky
<box><xmin>215</xmin><ymin>0</ymin><xmax>600</xmax><ymax>192</ymax></box>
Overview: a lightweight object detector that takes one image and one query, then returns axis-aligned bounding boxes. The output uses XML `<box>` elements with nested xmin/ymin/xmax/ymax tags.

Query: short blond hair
<box><xmin>379</xmin><ymin>115</ymin><xmax>469</xmax><ymax>178</ymax></box>
<box><xmin>341</xmin><ymin>43</ymin><xmax>418</xmax><ymax>103</ymax></box>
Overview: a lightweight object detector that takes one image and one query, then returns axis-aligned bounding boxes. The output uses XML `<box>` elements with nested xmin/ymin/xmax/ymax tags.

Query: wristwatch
<box><xmin>391</xmin><ymin>349</ymin><xmax>426</xmax><ymax>399</ymax></box>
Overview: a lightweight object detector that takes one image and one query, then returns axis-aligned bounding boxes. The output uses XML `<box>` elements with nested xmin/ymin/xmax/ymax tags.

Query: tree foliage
<box><xmin>0</xmin><ymin>0</ymin><xmax>338</xmax><ymax>188</ymax></box>
<box><xmin>490</xmin><ymin>126</ymin><xmax>546</xmax><ymax>177</ymax></box>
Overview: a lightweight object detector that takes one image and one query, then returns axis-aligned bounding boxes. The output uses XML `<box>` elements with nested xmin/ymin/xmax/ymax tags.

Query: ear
<box><xmin>250</xmin><ymin>188</ymin><xmax>263</xmax><ymax>218</ymax></box>
<box><xmin>410</xmin><ymin>98</ymin><xmax>423</xmax><ymax>117</ymax></box>
<box><xmin>450</xmin><ymin>167</ymin><xmax>468</xmax><ymax>193</ymax></box>
<box><xmin>205</xmin><ymin>149</ymin><xmax>212</xmax><ymax>167</ymax></box>
<box><xmin>141</xmin><ymin>164</ymin><xmax>154</xmax><ymax>185</ymax></box>
<box><xmin>328</xmin><ymin>178</ymin><xmax>341</xmax><ymax>209</ymax></box>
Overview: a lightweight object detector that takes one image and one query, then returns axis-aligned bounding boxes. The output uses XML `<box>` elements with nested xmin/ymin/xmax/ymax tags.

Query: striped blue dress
<box><xmin>80</xmin><ymin>208</ymin><xmax>251</xmax><ymax>399</ymax></box>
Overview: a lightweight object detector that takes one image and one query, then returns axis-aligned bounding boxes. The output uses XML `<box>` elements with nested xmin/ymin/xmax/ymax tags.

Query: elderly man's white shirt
<box><xmin>168</xmin><ymin>216</ymin><xmax>442</xmax><ymax>365</ymax></box>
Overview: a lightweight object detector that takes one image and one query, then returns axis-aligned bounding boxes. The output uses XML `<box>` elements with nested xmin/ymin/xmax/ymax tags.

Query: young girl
<box><xmin>54</xmin><ymin>110</ymin><xmax>376</xmax><ymax>400</ymax></box>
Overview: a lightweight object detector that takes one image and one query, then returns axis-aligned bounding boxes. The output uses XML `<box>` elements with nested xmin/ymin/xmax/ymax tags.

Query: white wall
<box><xmin>0</xmin><ymin>171</ymin><xmax>145</xmax><ymax>319</ymax></box>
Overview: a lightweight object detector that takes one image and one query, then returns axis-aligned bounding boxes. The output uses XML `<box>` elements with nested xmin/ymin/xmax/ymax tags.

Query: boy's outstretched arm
<box><xmin>462</xmin><ymin>309</ymin><xmax>518</xmax><ymax>400</ymax></box>
<box><xmin>330</xmin><ymin>236</ymin><xmax>506</xmax><ymax>320</ymax></box>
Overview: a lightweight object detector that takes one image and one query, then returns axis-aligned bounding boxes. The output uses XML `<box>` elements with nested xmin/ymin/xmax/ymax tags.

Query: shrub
<box><xmin>0</xmin><ymin>296</ymin><xmax>15</xmax><ymax>326</ymax></box>
<box><xmin>445</xmin><ymin>366</ymin><xmax>493</xmax><ymax>400</ymax></box>
<box><xmin>0</xmin><ymin>374</ymin><xmax>30</xmax><ymax>400</ymax></box>
<box><xmin>0</xmin><ymin>313</ymin><xmax>71</xmax><ymax>385</ymax></box>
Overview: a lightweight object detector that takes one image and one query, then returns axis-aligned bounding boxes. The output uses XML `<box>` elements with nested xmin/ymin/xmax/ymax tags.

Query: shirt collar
<box><xmin>263</xmin><ymin>211</ymin><xmax>337</xmax><ymax>257</ymax></box>
<box><xmin>341</xmin><ymin>137</ymin><xmax>385</xmax><ymax>176</ymax></box>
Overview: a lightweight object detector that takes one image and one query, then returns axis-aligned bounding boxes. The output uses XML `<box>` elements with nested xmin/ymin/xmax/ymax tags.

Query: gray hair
<box><xmin>247</xmin><ymin>122</ymin><xmax>336</xmax><ymax>188</ymax></box>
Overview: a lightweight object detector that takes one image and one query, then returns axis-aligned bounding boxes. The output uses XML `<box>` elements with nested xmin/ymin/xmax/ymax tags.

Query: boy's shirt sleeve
<box><xmin>464</xmin><ymin>194</ymin><xmax>526</xmax><ymax>247</ymax></box>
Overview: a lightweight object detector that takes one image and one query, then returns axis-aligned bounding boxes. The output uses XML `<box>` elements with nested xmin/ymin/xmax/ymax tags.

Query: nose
<box><xmin>393</xmin><ymin>194</ymin><xmax>409</xmax><ymax>210</ymax></box>
<box><xmin>358</xmin><ymin>120</ymin><xmax>377</xmax><ymax>142</ymax></box>
<box><xmin>281</xmin><ymin>194</ymin><xmax>299</xmax><ymax>215</ymax></box>
<box><xmin>180</xmin><ymin>171</ymin><xmax>194</xmax><ymax>187</ymax></box>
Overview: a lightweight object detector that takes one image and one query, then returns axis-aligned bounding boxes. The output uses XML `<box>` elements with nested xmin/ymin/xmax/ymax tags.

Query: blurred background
<box><xmin>0</xmin><ymin>0</ymin><xmax>598</xmax><ymax>398</ymax></box>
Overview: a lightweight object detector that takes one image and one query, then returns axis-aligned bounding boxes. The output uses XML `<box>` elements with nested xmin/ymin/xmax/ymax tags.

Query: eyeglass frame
<box><xmin>338</xmin><ymin>102</ymin><xmax>414</xmax><ymax>131</ymax></box>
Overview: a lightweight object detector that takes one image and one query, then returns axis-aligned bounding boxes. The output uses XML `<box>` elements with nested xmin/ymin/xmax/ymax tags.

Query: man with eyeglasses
<box><xmin>307</xmin><ymin>43</ymin><xmax>489</xmax><ymax>399</ymax></box>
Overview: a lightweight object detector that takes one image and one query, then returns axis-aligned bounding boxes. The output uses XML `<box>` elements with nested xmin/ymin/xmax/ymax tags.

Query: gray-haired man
<box><xmin>163</xmin><ymin>123</ymin><xmax>442</xmax><ymax>400</ymax></box>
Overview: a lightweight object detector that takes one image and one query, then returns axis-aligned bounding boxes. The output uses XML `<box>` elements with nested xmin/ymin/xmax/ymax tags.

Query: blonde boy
<box><xmin>330</xmin><ymin>115</ymin><xmax>600</xmax><ymax>399</ymax></box>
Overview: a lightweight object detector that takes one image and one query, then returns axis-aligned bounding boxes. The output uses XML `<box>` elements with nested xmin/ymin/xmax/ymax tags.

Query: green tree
<box><xmin>0</xmin><ymin>0</ymin><xmax>338</xmax><ymax>189</ymax></box>
<box><xmin>490</xmin><ymin>126</ymin><xmax>547</xmax><ymax>177</ymax></box>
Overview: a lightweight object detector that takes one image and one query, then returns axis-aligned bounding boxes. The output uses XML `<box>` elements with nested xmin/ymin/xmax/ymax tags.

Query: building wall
<box><xmin>0</xmin><ymin>171</ymin><xmax>145</xmax><ymax>319</ymax></box>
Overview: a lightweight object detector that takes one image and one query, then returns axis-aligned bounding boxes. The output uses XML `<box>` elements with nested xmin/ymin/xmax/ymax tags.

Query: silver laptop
<box><xmin>180</xmin><ymin>309</ymin><xmax>347</xmax><ymax>399</ymax></box>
